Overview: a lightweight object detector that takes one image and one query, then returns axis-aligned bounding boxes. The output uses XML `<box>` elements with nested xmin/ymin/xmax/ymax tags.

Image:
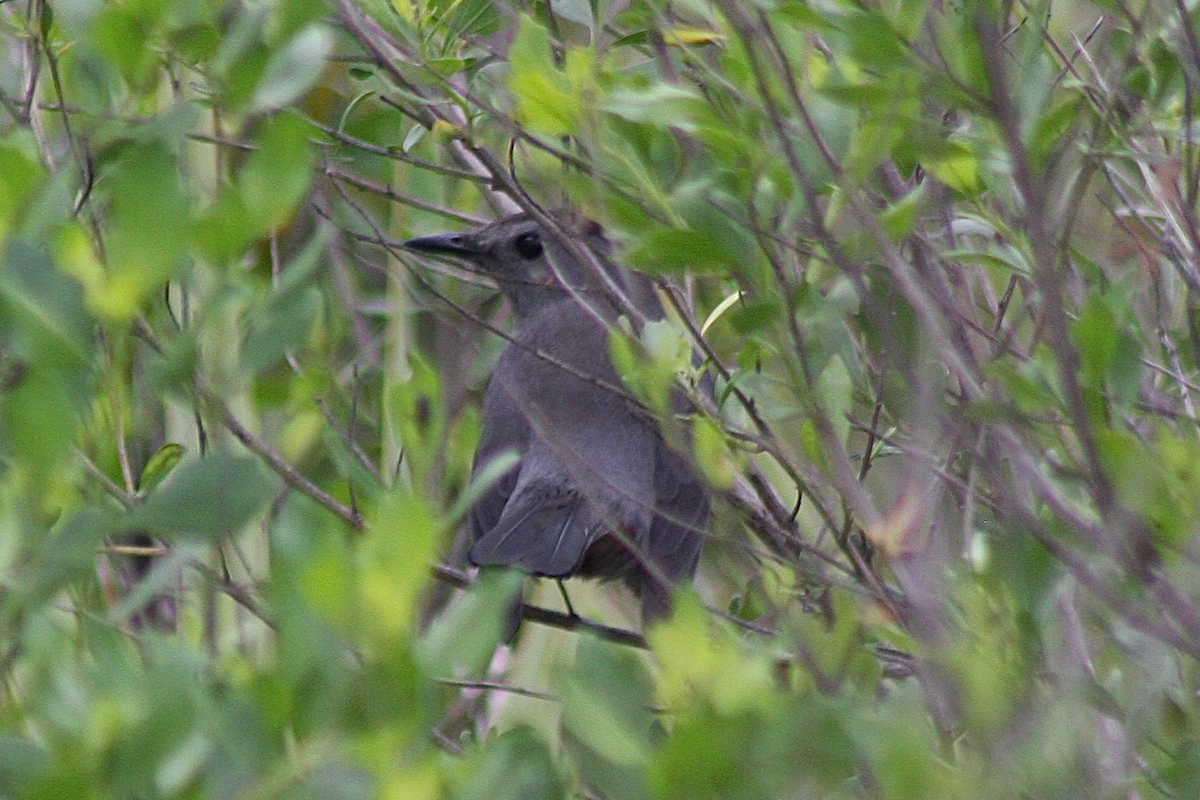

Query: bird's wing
<box><xmin>469</xmin><ymin>481</ymin><xmax>591</xmax><ymax>578</ymax></box>
<box><xmin>647</xmin><ymin>441</ymin><xmax>709</xmax><ymax>583</ymax></box>
<box><xmin>626</xmin><ymin>441</ymin><xmax>707</xmax><ymax>620</ymax></box>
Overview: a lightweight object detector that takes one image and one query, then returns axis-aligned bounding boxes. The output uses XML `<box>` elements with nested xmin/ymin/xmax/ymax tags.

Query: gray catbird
<box><xmin>406</xmin><ymin>213</ymin><xmax>708</xmax><ymax>621</ymax></box>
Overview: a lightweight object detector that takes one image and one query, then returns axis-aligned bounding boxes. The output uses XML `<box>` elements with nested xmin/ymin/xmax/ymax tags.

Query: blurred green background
<box><xmin>1</xmin><ymin>0</ymin><xmax>1199</xmax><ymax>797</ymax></box>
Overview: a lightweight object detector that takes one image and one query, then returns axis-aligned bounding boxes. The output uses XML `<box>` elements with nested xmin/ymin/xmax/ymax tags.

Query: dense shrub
<box><xmin>1</xmin><ymin>0</ymin><xmax>1199</xmax><ymax>797</ymax></box>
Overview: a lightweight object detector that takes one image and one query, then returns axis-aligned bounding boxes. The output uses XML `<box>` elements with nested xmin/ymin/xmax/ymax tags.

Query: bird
<box><xmin>405</xmin><ymin>211</ymin><xmax>709</xmax><ymax>622</ymax></box>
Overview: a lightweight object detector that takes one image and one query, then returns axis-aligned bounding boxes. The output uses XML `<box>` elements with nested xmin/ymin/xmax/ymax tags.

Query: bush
<box><xmin>1</xmin><ymin>0</ymin><xmax>1199</xmax><ymax>797</ymax></box>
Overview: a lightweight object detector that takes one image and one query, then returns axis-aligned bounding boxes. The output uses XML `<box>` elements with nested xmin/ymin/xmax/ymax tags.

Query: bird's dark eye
<box><xmin>513</xmin><ymin>231</ymin><xmax>543</xmax><ymax>260</ymax></box>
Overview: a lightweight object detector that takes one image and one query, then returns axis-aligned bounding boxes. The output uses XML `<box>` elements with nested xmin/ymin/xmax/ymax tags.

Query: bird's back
<box><xmin>469</xmin><ymin>298</ymin><xmax>660</xmax><ymax>580</ymax></box>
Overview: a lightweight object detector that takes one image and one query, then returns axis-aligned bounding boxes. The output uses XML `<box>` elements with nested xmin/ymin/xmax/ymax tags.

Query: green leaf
<box><xmin>0</xmin><ymin>240</ymin><xmax>92</xmax><ymax>364</ymax></box>
<box><xmin>1072</xmin><ymin>293</ymin><xmax>1141</xmax><ymax>401</ymax></box>
<box><xmin>194</xmin><ymin>190</ymin><xmax>257</xmax><ymax>260</ymax></box>
<box><xmin>550</xmin><ymin>0</ymin><xmax>593</xmax><ymax>28</ymax></box>
<box><xmin>843</xmin><ymin>11</ymin><xmax>908</xmax><ymax>71</ymax></box>
<box><xmin>922</xmin><ymin>141</ymin><xmax>984</xmax><ymax>196</ymax></box>
<box><xmin>439</xmin><ymin>0</ymin><xmax>504</xmax><ymax>38</ymax></box>
<box><xmin>250</xmin><ymin>23</ymin><xmax>333</xmax><ymax>113</ymax></box>
<box><xmin>242</xmin><ymin>228</ymin><xmax>327</xmax><ymax>374</ymax></box>
<box><xmin>239</xmin><ymin>113</ymin><xmax>316</xmax><ymax>232</ymax></box>
<box><xmin>693</xmin><ymin>416</ymin><xmax>738</xmax><ymax>489</ymax></box>
<box><xmin>623</xmin><ymin>228</ymin><xmax>738</xmax><ymax>274</ymax></box>
<box><xmin>243</xmin><ymin>286</ymin><xmax>321</xmax><ymax>374</ymax></box>
<box><xmin>17</xmin><ymin>506</ymin><xmax>117</xmax><ymax>603</ymax></box>
<box><xmin>727</xmin><ymin>297</ymin><xmax>783</xmax><ymax>334</ymax></box>
<box><xmin>560</xmin><ymin>635</ymin><xmax>657</xmax><ymax>766</ymax></box>
<box><xmin>96</xmin><ymin>141</ymin><xmax>191</xmax><ymax>320</ymax></box>
<box><xmin>445</xmin><ymin>449</ymin><xmax>521</xmax><ymax>523</ymax></box>
<box><xmin>138</xmin><ymin>443</ymin><xmax>186</xmax><ymax>495</ymax></box>
<box><xmin>816</xmin><ymin>357</ymin><xmax>852</xmax><ymax>446</ymax></box>
<box><xmin>90</xmin><ymin>2</ymin><xmax>167</xmax><ymax>88</ymax></box>
<box><xmin>416</xmin><ymin>568</ymin><xmax>522</xmax><ymax>677</ymax></box>
<box><xmin>128</xmin><ymin>455</ymin><xmax>278</xmax><ymax>540</ymax></box>
<box><xmin>359</xmin><ymin>490</ymin><xmax>443</xmax><ymax>641</ymax></box>
<box><xmin>1099</xmin><ymin>430</ymin><xmax>1200</xmax><ymax>553</ymax></box>
<box><xmin>0</xmin><ymin>736</ymin><xmax>47</xmax><ymax>797</ymax></box>
<box><xmin>701</xmin><ymin>290</ymin><xmax>745</xmax><ymax>335</ymax></box>
<box><xmin>0</xmin><ymin>137</ymin><xmax>45</xmax><ymax>246</ymax></box>
<box><xmin>454</xmin><ymin>728</ymin><xmax>565</xmax><ymax>800</ymax></box>
<box><xmin>880</xmin><ymin>183</ymin><xmax>923</xmax><ymax>240</ymax></box>
<box><xmin>508</xmin><ymin>16</ymin><xmax>581</xmax><ymax>136</ymax></box>
<box><xmin>602</xmin><ymin>84</ymin><xmax>704</xmax><ymax>130</ymax></box>
<box><xmin>1</xmin><ymin>364</ymin><xmax>86</xmax><ymax>497</ymax></box>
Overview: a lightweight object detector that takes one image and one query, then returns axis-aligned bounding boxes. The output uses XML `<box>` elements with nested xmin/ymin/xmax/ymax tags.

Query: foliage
<box><xmin>2</xmin><ymin>0</ymin><xmax>1200</xmax><ymax>797</ymax></box>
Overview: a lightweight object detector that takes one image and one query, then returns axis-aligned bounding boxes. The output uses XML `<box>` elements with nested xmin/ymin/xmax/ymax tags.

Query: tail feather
<box><xmin>469</xmin><ymin>489</ymin><xmax>590</xmax><ymax>578</ymax></box>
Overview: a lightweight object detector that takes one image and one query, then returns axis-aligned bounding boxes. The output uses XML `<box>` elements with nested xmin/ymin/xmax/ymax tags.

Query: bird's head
<box><xmin>405</xmin><ymin>212</ymin><xmax>628</xmax><ymax>317</ymax></box>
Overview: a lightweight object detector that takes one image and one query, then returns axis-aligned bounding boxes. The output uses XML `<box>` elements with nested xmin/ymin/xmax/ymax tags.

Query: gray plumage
<box><xmin>406</xmin><ymin>213</ymin><xmax>708</xmax><ymax>620</ymax></box>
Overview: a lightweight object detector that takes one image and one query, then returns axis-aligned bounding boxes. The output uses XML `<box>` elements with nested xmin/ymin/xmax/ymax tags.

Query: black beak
<box><xmin>404</xmin><ymin>232</ymin><xmax>479</xmax><ymax>258</ymax></box>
